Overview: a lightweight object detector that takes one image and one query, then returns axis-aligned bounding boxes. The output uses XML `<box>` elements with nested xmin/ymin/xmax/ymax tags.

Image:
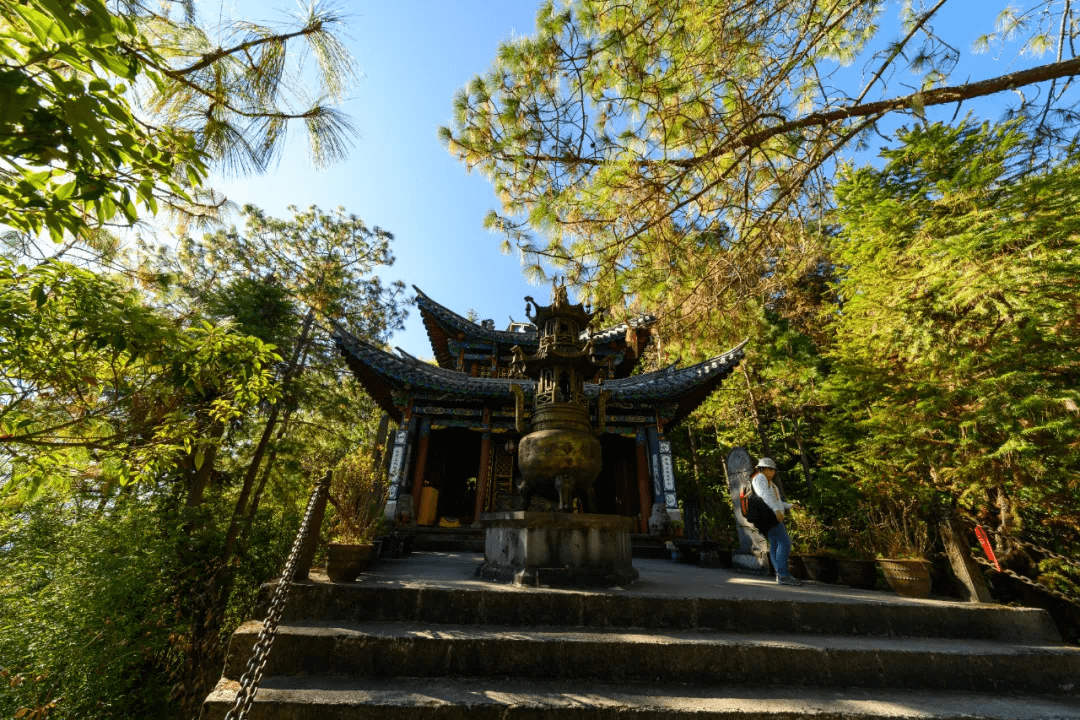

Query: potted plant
<box><xmin>833</xmin><ymin>519</ymin><xmax>879</xmax><ymax>589</ymax></box>
<box><xmin>697</xmin><ymin>503</ymin><xmax>736</xmax><ymax>568</ymax></box>
<box><xmin>325</xmin><ymin>452</ymin><xmax>389</xmax><ymax>583</ymax></box>
<box><xmin>868</xmin><ymin>501</ymin><xmax>934</xmax><ymax>598</ymax></box>
<box><xmin>788</xmin><ymin>511</ymin><xmax>834</xmax><ymax>582</ymax></box>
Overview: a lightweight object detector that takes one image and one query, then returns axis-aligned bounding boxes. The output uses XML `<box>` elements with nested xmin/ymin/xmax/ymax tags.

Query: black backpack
<box><xmin>740</xmin><ymin>481</ymin><xmax>778</xmax><ymax>533</ymax></box>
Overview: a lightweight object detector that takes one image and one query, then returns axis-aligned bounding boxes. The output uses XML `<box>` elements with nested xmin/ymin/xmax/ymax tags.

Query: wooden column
<box><xmin>371</xmin><ymin>412</ymin><xmax>391</xmax><ymax>467</ymax></box>
<box><xmin>472</xmin><ymin>431</ymin><xmax>493</xmax><ymax>525</ymax></box>
<box><xmin>408</xmin><ymin>418</ymin><xmax>431</xmax><ymax>520</ymax></box>
<box><xmin>635</xmin><ymin>429</ymin><xmax>652</xmax><ymax>534</ymax></box>
<box><xmin>940</xmin><ymin>516</ymin><xmax>994</xmax><ymax>603</ymax></box>
<box><xmin>293</xmin><ymin>471</ymin><xmax>331</xmax><ymax>581</ymax></box>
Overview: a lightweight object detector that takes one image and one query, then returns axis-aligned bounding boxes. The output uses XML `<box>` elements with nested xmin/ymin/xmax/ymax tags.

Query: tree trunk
<box><xmin>371</xmin><ymin>412</ymin><xmax>391</xmax><ymax>502</ymax></box>
<box><xmin>792</xmin><ymin>415</ymin><xmax>815</xmax><ymax>494</ymax></box>
<box><xmin>184</xmin><ymin>420</ymin><xmax>225</xmax><ymax>508</ymax></box>
<box><xmin>240</xmin><ymin>402</ymin><xmax>297</xmax><ymax>543</ymax></box>
<box><xmin>994</xmin><ymin>483</ymin><xmax>1011</xmax><ymax>557</ymax></box>
<box><xmin>221</xmin><ymin>402</ymin><xmax>281</xmax><ymax>561</ymax></box>
<box><xmin>686</xmin><ymin>425</ymin><xmax>702</xmax><ymax>487</ymax></box>
<box><xmin>685</xmin><ymin>426</ymin><xmax>704</xmax><ymax>541</ymax></box>
<box><xmin>372</xmin><ymin>412</ymin><xmax>390</xmax><ymax>467</ymax></box>
<box><xmin>740</xmin><ymin>363</ymin><xmax>771</xmax><ymax>456</ymax></box>
<box><xmin>221</xmin><ymin>307</ymin><xmax>315</xmax><ymax>564</ymax></box>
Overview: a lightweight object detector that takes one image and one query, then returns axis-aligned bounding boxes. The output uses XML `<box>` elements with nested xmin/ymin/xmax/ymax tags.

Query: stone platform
<box><xmin>475</xmin><ymin>511</ymin><xmax>638</xmax><ymax>587</ymax></box>
<box><xmin>202</xmin><ymin>552</ymin><xmax>1080</xmax><ymax>720</ymax></box>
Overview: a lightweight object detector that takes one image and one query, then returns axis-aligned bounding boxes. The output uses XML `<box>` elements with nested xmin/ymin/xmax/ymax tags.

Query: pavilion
<box><xmin>334</xmin><ymin>287</ymin><xmax>746</xmax><ymax>533</ymax></box>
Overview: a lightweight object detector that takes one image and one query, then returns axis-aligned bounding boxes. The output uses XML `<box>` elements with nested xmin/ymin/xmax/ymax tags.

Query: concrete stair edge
<box><xmin>201</xmin><ymin>675</ymin><xmax>1080</xmax><ymax>720</ymax></box>
<box><xmin>262</xmin><ymin>581</ymin><xmax>1063</xmax><ymax>644</ymax></box>
<box><xmin>219</xmin><ymin>621</ymin><xmax>1080</xmax><ymax>695</ymax></box>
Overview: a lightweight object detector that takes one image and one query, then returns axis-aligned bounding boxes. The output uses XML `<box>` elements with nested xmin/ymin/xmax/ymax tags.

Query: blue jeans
<box><xmin>767</xmin><ymin>523</ymin><xmax>792</xmax><ymax>577</ymax></box>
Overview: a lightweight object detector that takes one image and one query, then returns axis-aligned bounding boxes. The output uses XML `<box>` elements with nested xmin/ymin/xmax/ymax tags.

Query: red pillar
<box><xmin>473</xmin><ymin>431</ymin><xmax>493</xmax><ymax>523</ymax></box>
<box><xmin>635</xmin><ymin>432</ymin><xmax>652</xmax><ymax>533</ymax></box>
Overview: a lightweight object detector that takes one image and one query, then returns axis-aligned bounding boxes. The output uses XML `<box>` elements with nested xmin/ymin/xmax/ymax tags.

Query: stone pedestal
<box><xmin>476</xmin><ymin>511</ymin><xmax>639</xmax><ymax>588</ymax></box>
<box><xmin>732</xmin><ymin>548</ymin><xmax>771</xmax><ymax>574</ymax></box>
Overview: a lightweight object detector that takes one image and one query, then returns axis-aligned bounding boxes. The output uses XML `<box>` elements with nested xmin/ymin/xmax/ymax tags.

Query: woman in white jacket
<box><xmin>752</xmin><ymin>457</ymin><xmax>802</xmax><ymax>586</ymax></box>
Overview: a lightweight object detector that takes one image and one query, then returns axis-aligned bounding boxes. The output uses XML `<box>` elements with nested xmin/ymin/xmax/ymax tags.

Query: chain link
<box><xmin>223</xmin><ymin>477</ymin><xmax>328</xmax><ymax>720</ymax></box>
<box><xmin>1006</xmin><ymin>537</ymin><xmax>1080</xmax><ymax>571</ymax></box>
<box><xmin>953</xmin><ymin>509</ymin><xmax>1080</xmax><ymax>571</ymax></box>
<box><xmin>970</xmin><ymin>554</ymin><xmax>1080</xmax><ymax>609</ymax></box>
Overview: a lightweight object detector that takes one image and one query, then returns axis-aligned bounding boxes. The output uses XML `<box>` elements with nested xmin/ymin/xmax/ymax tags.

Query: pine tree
<box><xmin>823</xmin><ymin>120</ymin><xmax>1080</xmax><ymax>559</ymax></box>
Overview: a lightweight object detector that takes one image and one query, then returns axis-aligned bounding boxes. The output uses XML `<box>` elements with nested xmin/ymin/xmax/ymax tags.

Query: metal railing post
<box><xmin>223</xmin><ymin>472</ymin><xmax>329</xmax><ymax>720</ymax></box>
<box><xmin>294</xmin><ymin>471</ymin><xmax>331</xmax><ymax>581</ymax></box>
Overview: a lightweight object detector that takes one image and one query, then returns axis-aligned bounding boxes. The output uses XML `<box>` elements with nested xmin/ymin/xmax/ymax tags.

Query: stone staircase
<box><xmin>202</xmin><ymin>554</ymin><xmax>1080</xmax><ymax>720</ymax></box>
<box><xmin>409</xmin><ymin>526</ymin><xmax>485</xmax><ymax>553</ymax></box>
<box><xmin>409</xmin><ymin>526</ymin><xmax>672</xmax><ymax>558</ymax></box>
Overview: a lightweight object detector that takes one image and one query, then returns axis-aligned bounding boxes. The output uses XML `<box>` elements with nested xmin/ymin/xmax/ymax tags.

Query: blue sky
<box><xmin>205</xmin><ymin>0</ymin><xmax>1058</xmax><ymax>358</ymax></box>
<box><xmin>210</xmin><ymin>0</ymin><xmax>543</xmax><ymax>358</ymax></box>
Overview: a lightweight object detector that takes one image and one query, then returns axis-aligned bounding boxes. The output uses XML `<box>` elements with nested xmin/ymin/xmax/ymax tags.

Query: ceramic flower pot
<box><xmin>878</xmin><ymin>558</ymin><xmax>932</xmax><ymax>598</ymax></box>
<box><xmin>326</xmin><ymin>542</ymin><xmax>375</xmax><ymax>583</ymax></box>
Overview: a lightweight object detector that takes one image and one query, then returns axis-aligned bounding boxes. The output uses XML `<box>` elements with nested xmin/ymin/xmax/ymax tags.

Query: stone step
<box><xmin>408</xmin><ymin>528</ymin><xmax>485</xmax><ymax>553</ymax></box>
<box><xmin>267</xmin><ymin>580</ymin><xmax>1061</xmax><ymax>643</ymax></box>
<box><xmin>631</xmin><ymin>533</ymin><xmax>672</xmax><ymax>559</ymax></box>
<box><xmin>221</xmin><ymin>620</ymin><xmax>1080</xmax><ymax>694</ymax></box>
<box><xmin>201</xmin><ymin>675</ymin><xmax>1080</xmax><ymax>720</ymax></box>
<box><xmin>398</xmin><ymin>529</ymin><xmax>671</xmax><ymax>557</ymax></box>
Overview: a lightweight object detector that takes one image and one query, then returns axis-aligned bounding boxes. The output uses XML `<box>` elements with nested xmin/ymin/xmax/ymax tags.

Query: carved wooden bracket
<box><xmin>510</xmin><ymin>383</ymin><xmax>527</xmax><ymax>433</ymax></box>
<box><xmin>596</xmin><ymin>389</ymin><xmax>612</xmax><ymax>434</ymax></box>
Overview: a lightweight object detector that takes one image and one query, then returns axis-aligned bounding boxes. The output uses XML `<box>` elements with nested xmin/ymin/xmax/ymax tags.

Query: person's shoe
<box><xmin>776</xmin><ymin>574</ymin><xmax>803</xmax><ymax>586</ymax></box>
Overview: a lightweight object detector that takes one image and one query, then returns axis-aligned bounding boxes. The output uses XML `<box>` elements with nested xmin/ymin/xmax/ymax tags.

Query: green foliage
<box><xmin>1</xmin><ymin>0</ymin><xmax>360</xmax><ymax>241</ymax></box>
<box><xmin>0</xmin><ymin>485</ymin><xmax>311</xmax><ymax>719</ymax></box>
<box><xmin>0</xmin><ymin>257</ymin><xmax>280</xmax><ymax>498</ymax></box>
<box><xmin>823</xmin><ymin>121</ymin><xmax>1080</xmax><ymax>535</ymax></box>
<box><xmin>0</xmin><ymin>0</ymin><xmax>395</xmax><ymax>713</ymax></box>
<box><xmin>0</xmin><ymin>0</ymin><xmax>204</xmax><ymax>240</ymax></box>
<box><xmin>325</xmin><ymin>452</ymin><xmax>389</xmax><ymax>544</ymax></box>
<box><xmin>203</xmin><ymin>275</ymin><xmax>298</xmax><ymax>350</ymax></box>
<box><xmin>672</xmin><ymin>119</ymin><xmax>1079</xmax><ymax>587</ymax></box>
<box><xmin>1</xmin><ymin>204</ymin><xmax>402</xmax><ymax>715</ymax></box>
<box><xmin>0</xmin><ymin>495</ymin><xmax>181</xmax><ymax>719</ymax></box>
<box><xmin>446</xmin><ymin>0</ymin><xmax>1080</xmax><ymax>344</ymax></box>
<box><xmin>205</xmin><ymin>205</ymin><xmax>407</xmax><ymax>337</ymax></box>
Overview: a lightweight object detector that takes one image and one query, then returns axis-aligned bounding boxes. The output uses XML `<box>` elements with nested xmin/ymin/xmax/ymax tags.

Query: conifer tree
<box><xmin>444</xmin><ymin>0</ymin><xmax>1080</xmax><ymax>332</ymax></box>
<box><xmin>1</xmin><ymin>0</ymin><xmax>358</xmax><ymax>242</ymax></box>
<box><xmin>823</xmin><ymin>120</ymin><xmax>1080</xmax><ymax>557</ymax></box>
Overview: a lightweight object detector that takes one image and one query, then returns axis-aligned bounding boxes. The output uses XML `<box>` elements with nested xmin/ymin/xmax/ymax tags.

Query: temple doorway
<box><xmin>424</xmin><ymin>427</ymin><xmax>481</xmax><ymax>524</ymax></box>
<box><xmin>593</xmin><ymin>434</ymin><xmax>639</xmax><ymax>517</ymax></box>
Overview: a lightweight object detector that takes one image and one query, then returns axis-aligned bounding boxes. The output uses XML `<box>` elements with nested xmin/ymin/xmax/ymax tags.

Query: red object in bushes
<box><xmin>975</xmin><ymin>525</ymin><xmax>1001</xmax><ymax>571</ymax></box>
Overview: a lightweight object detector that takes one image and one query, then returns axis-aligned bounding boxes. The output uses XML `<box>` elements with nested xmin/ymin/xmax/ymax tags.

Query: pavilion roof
<box><xmin>333</xmin><ymin>325</ymin><xmax>531</xmax><ymax>419</ymax></box>
<box><xmin>415</xmin><ymin>286</ymin><xmax>656</xmax><ymax>378</ymax></box>
<box><xmin>334</xmin><ymin>323</ymin><xmax>746</xmax><ymax>428</ymax></box>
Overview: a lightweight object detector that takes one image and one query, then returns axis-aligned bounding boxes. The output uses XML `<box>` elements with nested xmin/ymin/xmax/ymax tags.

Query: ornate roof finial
<box><xmin>552</xmin><ymin>282</ymin><xmax>569</xmax><ymax>310</ymax></box>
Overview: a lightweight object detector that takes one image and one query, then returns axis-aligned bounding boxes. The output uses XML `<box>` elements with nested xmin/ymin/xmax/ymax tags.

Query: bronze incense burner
<box><xmin>510</xmin><ymin>283</ymin><xmax>610</xmax><ymax>511</ymax></box>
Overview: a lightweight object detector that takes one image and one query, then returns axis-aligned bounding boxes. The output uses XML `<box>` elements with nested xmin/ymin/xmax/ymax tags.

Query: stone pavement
<box><xmin>348</xmin><ymin>550</ymin><xmax>962</xmax><ymax>605</ymax></box>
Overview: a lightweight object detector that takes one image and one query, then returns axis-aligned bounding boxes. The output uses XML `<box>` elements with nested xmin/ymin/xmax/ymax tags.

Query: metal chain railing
<box><xmin>954</xmin><ymin>508</ymin><xmax>1080</xmax><ymax>570</ymax></box>
<box><xmin>223</xmin><ymin>476</ymin><xmax>329</xmax><ymax>720</ymax></box>
<box><xmin>950</xmin><ymin>511</ymin><xmax>1080</xmax><ymax>608</ymax></box>
<box><xmin>1006</xmin><ymin>537</ymin><xmax>1080</xmax><ymax>571</ymax></box>
<box><xmin>970</xmin><ymin>554</ymin><xmax>1080</xmax><ymax>609</ymax></box>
